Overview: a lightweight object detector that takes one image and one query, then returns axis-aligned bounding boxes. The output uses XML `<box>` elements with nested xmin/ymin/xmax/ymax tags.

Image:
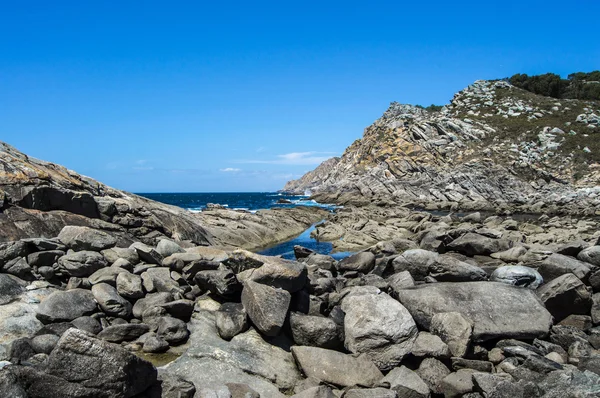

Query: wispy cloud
<box><xmin>220</xmin><ymin>167</ymin><xmax>242</xmax><ymax>172</ymax></box>
<box><xmin>235</xmin><ymin>151</ymin><xmax>336</xmax><ymax>166</ymax></box>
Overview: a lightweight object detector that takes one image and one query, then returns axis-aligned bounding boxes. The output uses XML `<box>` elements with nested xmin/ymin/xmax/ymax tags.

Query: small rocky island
<box><xmin>1</xmin><ymin>77</ymin><xmax>600</xmax><ymax>397</ymax></box>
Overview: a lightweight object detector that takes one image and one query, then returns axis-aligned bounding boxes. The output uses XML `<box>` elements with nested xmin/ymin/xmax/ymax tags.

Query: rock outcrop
<box><xmin>0</xmin><ymin>142</ymin><xmax>326</xmax><ymax>250</ymax></box>
<box><xmin>284</xmin><ymin>80</ymin><xmax>600</xmax><ymax>216</ymax></box>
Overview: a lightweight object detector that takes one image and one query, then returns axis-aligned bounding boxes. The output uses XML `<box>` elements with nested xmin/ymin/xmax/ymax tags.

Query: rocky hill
<box><xmin>0</xmin><ymin>142</ymin><xmax>326</xmax><ymax>249</ymax></box>
<box><xmin>284</xmin><ymin>80</ymin><xmax>600</xmax><ymax>215</ymax></box>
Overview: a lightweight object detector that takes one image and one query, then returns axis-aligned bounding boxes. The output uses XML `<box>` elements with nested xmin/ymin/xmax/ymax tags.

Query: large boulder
<box><xmin>490</xmin><ymin>265</ymin><xmax>543</xmax><ymax>289</ymax></box>
<box><xmin>341</xmin><ymin>290</ymin><xmax>417</xmax><ymax>370</ymax></box>
<box><xmin>428</xmin><ymin>255</ymin><xmax>487</xmax><ymax>282</ymax></box>
<box><xmin>291</xmin><ymin>346</ymin><xmax>383</xmax><ymax>388</ymax></box>
<box><xmin>57</xmin><ymin>251</ymin><xmax>108</xmax><ymax>277</ymax></box>
<box><xmin>397</xmin><ymin>282</ymin><xmax>552</xmax><ymax>342</ymax></box>
<box><xmin>336</xmin><ymin>252</ymin><xmax>376</xmax><ymax>273</ymax></box>
<box><xmin>390</xmin><ymin>249</ymin><xmax>439</xmax><ymax>280</ymax></box>
<box><xmin>380</xmin><ymin>365</ymin><xmax>430</xmax><ymax>398</ymax></box>
<box><xmin>578</xmin><ymin>246</ymin><xmax>600</xmax><ymax>267</ymax></box>
<box><xmin>535</xmin><ymin>253</ymin><xmax>595</xmax><ymax>283</ymax></box>
<box><xmin>164</xmin><ymin>311</ymin><xmax>300</xmax><ymax>396</ymax></box>
<box><xmin>36</xmin><ymin>289</ymin><xmax>97</xmax><ymax>323</ymax></box>
<box><xmin>447</xmin><ymin>232</ymin><xmax>507</xmax><ymax>256</ymax></box>
<box><xmin>241</xmin><ymin>280</ymin><xmax>290</xmax><ymax>336</ymax></box>
<box><xmin>537</xmin><ymin>273</ymin><xmax>593</xmax><ymax>322</ymax></box>
<box><xmin>44</xmin><ymin>328</ymin><xmax>156</xmax><ymax>397</ymax></box>
<box><xmin>91</xmin><ymin>283</ymin><xmax>132</xmax><ymax>318</ymax></box>
<box><xmin>430</xmin><ymin>312</ymin><xmax>473</xmax><ymax>357</ymax></box>
<box><xmin>237</xmin><ymin>257</ymin><xmax>307</xmax><ymax>293</ymax></box>
<box><xmin>58</xmin><ymin>226</ymin><xmax>117</xmax><ymax>252</ymax></box>
<box><xmin>289</xmin><ymin>312</ymin><xmax>341</xmax><ymax>349</ymax></box>
<box><xmin>0</xmin><ymin>274</ymin><xmax>25</xmax><ymax>305</ymax></box>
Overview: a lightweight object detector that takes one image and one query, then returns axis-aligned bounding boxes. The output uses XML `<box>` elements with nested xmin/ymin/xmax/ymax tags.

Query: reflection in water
<box><xmin>258</xmin><ymin>223</ymin><xmax>353</xmax><ymax>260</ymax></box>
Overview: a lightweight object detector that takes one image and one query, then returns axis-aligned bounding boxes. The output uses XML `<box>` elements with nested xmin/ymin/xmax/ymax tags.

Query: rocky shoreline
<box><xmin>1</xmin><ymin>76</ymin><xmax>600</xmax><ymax>397</ymax></box>
<box><xmin>1</xmin><ymin>209</ymin><xmax>600</xmax><ymax>397</ymax></box>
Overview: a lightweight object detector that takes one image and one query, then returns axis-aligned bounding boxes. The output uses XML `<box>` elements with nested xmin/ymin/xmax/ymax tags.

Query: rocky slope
<box><xmin>0</xmin><ymin>142</ymin><xmax>326</xmax><ymax>250</ymax></box>
<box><xmin>284</xmin><ymin>80</ymin><xmax>600</xmax><ymax>215</ymax></box>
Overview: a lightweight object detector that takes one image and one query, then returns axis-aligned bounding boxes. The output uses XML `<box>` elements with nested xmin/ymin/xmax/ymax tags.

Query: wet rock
<box><xmin>490</xmin><ymin>265</ymin><xmax>543</xmax><ymax>289</ymax></box>
<box><xmin>36</xmin><ymin>289</ymin><xmax>97</xmax><ymax>323</ymax></box>
<box><xmin>291</xmin><ymin>346</ymin><xmax>383</xmax><ymax>388</ymax></box>
<box><xmin>397</xmin><ymin>282</ymin><xmax>552</xmax><ymax>342</ymax></box>
<box><xmin>537</xmin><ymin>273</ymin><xmax>593</xmax><ymax>322</ymax></box>
<box><xmin>57</xmin><ymin>251</ymin><xmax>108</xmax><ymax>277</ymax></box>
<box><xmin>341</xmin><ymin>290</ymin><xmax>417</xmax><ymax>370</ymax></box>
<box><xmin>241</xmin><ymin>280</ymin><xmax>291</xmax><ymax>337</ymax></box>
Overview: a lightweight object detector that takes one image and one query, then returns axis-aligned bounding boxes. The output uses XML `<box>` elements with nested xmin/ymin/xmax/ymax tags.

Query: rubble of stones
<box><xmin>0</xmin><ymin>208</ymin><xmax>600</xmax><ymax>398</ymax></box>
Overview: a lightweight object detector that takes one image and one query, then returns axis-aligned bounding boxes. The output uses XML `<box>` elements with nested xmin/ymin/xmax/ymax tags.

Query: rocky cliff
<box><xmin>284</xmin><ymin>80</ymin><xmax>600</xmax><ymax>215</ymax></box>
<box><xmin>0</xmin><ymin>142</ymin><xmax>326</xmax><ymax>249</ymax></box>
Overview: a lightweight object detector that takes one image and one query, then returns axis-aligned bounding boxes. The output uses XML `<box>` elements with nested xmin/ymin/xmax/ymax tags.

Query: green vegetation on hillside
<box><xmin>508</xmin><ymin>71</ymin><xmax>600</xmax><ymax>100</ymax></box>
<box><xmin>416</xmin><ymin>104</ymin><xmax>444</xmax><ymax>112</ymax></box>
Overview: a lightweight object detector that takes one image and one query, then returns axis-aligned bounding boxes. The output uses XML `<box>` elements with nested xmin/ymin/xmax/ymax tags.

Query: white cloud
<box><xmin>235</xmin><ymin>151</ymin><xmax>336</xmax><ymax>166</ymax></box>
<box><xmin>220</xmin><ymin>167</ymin><xmax>242</xmax><ymax>172</ymax></box>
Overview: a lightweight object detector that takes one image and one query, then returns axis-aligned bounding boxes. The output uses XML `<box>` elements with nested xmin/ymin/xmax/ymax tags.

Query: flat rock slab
<box><xmin>397</xmin><ymin>282</ymin><xmax>552</xmax><ymax>342</ymax></box>
<box><xmin>291</xmin><ymin>346</ymin><xmax>383</xmax><ymax>388</ymax></box>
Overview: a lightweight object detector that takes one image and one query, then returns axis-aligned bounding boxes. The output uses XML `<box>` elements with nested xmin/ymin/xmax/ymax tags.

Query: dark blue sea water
<box><xmin>138</xmin><ymin>192</ymin><xmax>335</xmax><ymax>213</ymax></box>
<box><xmin>137</xmin><ymin>192</ymin><xmax>348</xmax><ymax>260</ymax></box>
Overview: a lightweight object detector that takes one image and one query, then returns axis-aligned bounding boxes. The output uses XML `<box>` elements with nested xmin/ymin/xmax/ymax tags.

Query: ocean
<box><xmin>137</xmin><ymin>192</ymin><xmax>349</xmax><ymax>260</ymax></box>
<box><xmin>138</xmin><ymin>192</ymin><xmax>336</xmax><ymax>213</ymax></box>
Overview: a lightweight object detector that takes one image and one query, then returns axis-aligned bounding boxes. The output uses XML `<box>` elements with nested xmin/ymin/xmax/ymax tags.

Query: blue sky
<box><xmin>1</xmin><ymin>1</ymin><xmax>598</xmax><ymax>192</ymax></box>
